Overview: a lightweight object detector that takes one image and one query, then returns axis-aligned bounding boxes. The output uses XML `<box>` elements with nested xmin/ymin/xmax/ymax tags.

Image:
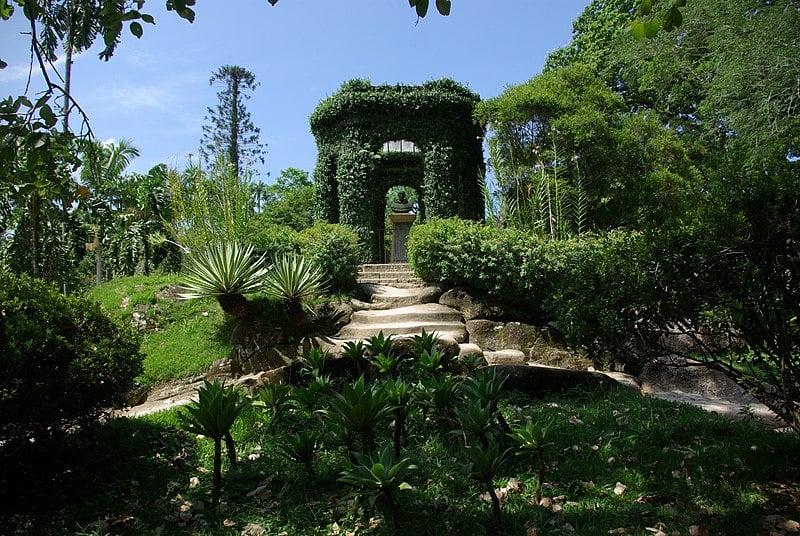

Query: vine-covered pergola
<box><xmin>310</xmin><ymin>78</ymin><xmax>485</xmax><ymax>261</ymax></box>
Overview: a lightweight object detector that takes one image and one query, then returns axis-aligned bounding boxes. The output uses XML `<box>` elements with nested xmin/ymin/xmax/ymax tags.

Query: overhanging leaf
<box><xmin>129</xmin><ymin>21</ymin><xmax>143</xmax><ymax>38</ymax></box>
<box><xmin>436</xmin><ymin>0</ymin><xmax>451</xmax><ymax>16</ymax></box>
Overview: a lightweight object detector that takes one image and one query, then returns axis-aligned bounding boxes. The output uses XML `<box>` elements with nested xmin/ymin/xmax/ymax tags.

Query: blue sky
<box><xmin>1</xmin><ymin>1</ymin><xmax>591</xmax><ymax>182</ymax></box>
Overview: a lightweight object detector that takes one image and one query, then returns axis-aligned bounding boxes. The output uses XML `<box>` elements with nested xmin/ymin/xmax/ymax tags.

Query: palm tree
<box><xmin>79</xmin><ymin>139</ymin><xmax>140</xmax><ymax>284</ymax></box>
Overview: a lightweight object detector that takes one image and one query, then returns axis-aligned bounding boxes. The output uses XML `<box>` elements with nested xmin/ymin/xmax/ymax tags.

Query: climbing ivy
<box><xmin>310</xmin><ymin>78</ymin><xmax>484</xmax><ymax>261</ymax></box>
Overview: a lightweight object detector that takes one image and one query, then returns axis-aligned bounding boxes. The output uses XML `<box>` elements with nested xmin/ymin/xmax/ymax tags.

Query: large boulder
<box><xmin>466</xmin><ymin>319</ymin><xmax>555</xmax><ymax>353</ymax></box>
<box><xmin>492</xmin><ymin>364</ymin><xmax>620</xmax><ymax>397</ymax></box>
<box><xmin>638</xmin><ymin>355</ymin><xmax>751</xmax><ymax>399</ymax></box>
<box><xmin>439</xmin><ymin>287</ymin><xmax>505</xmax><ymax>321</ymax></box>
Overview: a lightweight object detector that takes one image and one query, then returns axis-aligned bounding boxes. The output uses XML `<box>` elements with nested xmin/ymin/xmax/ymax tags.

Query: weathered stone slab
<box><xmin>484</xmin><ymin>349</ymin><xmax>527</xmax><ymax>365</ymax></box>
<box><xmin>491</xmin><ymin>364</ymin><xmax>619</xmax><ymax>397</ymax></box>
<box><xmin>466</xmin><ymin>319</ymin><xmax>553</xmax><ymax>353</ymax></box>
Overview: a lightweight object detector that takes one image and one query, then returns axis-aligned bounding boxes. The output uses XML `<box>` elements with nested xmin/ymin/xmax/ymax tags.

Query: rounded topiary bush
<box><xmin>300</xmin><ymin>223</ymin><xmax>361</xmax><ymax>293</ymax></box>
<box><xmin>0</xmin><ymin>272</ymin><xmax>144</xmax><ymax>444</ymax></box>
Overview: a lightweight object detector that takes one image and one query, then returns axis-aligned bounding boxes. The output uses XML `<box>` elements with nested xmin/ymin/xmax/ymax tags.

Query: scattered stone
<box><xmin>484</xmin><ymin>349</ymin><xmax>527</xmax><ymax>365</ymax></box>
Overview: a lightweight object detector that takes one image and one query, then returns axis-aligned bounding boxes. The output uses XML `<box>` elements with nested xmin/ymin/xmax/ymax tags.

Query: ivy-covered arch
<box><xmin>310</xmin><ymin>78</ymin><xmax>485</xmax><ymax>261</ymax></box>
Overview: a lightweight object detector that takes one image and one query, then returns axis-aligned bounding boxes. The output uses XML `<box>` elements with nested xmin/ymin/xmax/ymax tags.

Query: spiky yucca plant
<box><xmin>179</xmin><ymin>242</ymin><xmax>268</xmax><ymax>318</ymax></box>
<box><xmin>262</xmin><ymin>254</ymin><xmax>325</xmax><ymax>326</ymax></box>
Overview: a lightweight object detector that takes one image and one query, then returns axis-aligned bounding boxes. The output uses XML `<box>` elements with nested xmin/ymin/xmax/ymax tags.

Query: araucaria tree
<box><xmin>200</xmin><ymin>65</ymin><xmax>266</xmax><ymax>177</ymax></box>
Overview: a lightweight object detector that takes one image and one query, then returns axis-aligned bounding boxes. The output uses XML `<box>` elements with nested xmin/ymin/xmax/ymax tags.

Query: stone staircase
<box><xmin>336</xmin><ymin>264</ymin><xmax>467</xmax><ymax>342</ymax></box>
<box><xmin>356</xmin><ymin>263</ymin><xmax>424</xmax><ymax>287</ymax></box>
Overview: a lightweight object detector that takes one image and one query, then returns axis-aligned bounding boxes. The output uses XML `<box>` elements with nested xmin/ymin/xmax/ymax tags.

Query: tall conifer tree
<box><xmin>200</xmin><ymin>65</ymin><xmax>266</xmax><ymax>177</ymax></box>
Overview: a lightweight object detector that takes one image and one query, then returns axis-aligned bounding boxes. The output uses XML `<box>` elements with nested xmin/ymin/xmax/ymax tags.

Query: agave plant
<box><xmin>415</xmin><ymin>374</ymin><xmax>461</xmax><ymax>425</ymax></box>
<box><xmin>179</xmin><ymin>242</ymin><xmax>268</xmax><ymax>318</ymax></box>
<box><xmin>338</xmin><ymin>441</ymin><xmax>417</xmax><ymax>535</ymax></box>
<box><xmin>253</xmin><ymin>383</ymin><xmax>292</xmax><ymax>432</ymax></box>
<box><xmin>508</xmin><ymin>420</ymin><xmax>551</xmax><ymax>504</ymax></box>
<box><xmin>454</xmin><ymin>398</ymin><xmax>497</xmax><ymax>449</ymax></box>
<box><xmin>372</xmin><ymin>352</ymin><xmax>402</xmax><ymax>378</ymax></box>
<box><xmin>321</xmin><ymin>375</ymin><xmax>392</xmax><ymax>453</ymax></box>
<box><xmin>262</xmin><ymin>254</ymin><xmax>325</xmax><ymax>326</ymax></box>
<box><xmin>462</xmin><ymin>442</ymin><xmax>513</xmax><ymax>534</ymax></box>
<box><xmin>411</xmin><ymin>328</ymin><xmax>439</xmax><ymax>356</ymax></box>
<box><xmin>299</xmin><ymin>347</ymin><xmax>329</xmax><ymax>378</ymax></box>
<box><xmin>366</xmin><ymin>331</ymin><xmax>394</xmax><ymax>357</ymax></box>
<box><xmin>381</xmin><ymin>377</ymin><xmax>412</xmax><ymax>457</ymax></box>
<box><xmin>279</xmin><ymin>430</ymin><xmax>322</xmax><ymax>483</ymax></box>
<box><xmin>342</xmin><ymin>340</ymin><xmax>369</xmax><ymax>377</ymax></box>
<box><xmin>415</xmin><ymin>348</ymin><xmax>449</xmax><ymax>378</ymax></box>
<box><xmin>177</xmin><ymin>380</ymin><xmax>250</xmax><ymax>506</ymax></box>
<box><xmin>463</xmin><ymin>367</ymin><xmax>511</xmax><ymax>432</ymax></box>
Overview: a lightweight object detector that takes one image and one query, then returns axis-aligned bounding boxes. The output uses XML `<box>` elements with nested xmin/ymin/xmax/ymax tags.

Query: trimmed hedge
<box><xmin>0</xmin><ymin>272</ymin><xmax>144</xmax><ymax>444</ymax></box>
<box><xmin>407</xmin><ymin>218</ymin><xmax>662</xmax><ymax>369</ymax></box>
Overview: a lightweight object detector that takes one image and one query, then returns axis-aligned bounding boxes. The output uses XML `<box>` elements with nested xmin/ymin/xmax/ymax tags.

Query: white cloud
<box><xmin>95</xmin><ymin>82</ymin><xmax>176</xmax><ymax>111</ymax></box>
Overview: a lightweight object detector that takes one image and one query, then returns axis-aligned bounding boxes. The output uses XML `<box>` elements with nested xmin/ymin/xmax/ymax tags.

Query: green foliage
<box><xmin>508</xmin><ymin>420</ymin><xmax>551</xmax><ymax>504</ymax></box>
<box><xmin>279</xmin><ymin>430</ymin><xmax>321</xmax><ymax>483</ymax></box>
<box><xmin>86</xmin><ymin>274</ymin><xmax>231</xmax><ymax>387</ymax></box>
<box><xmin>253</xmin><ymin>168</ymin><xmax>315</xmax><ymax>231</ymax></box>
<box><xmin>166</xmin><ymin>156</ymin><xmax>255</xmax><ymax>253</ymax></box>
<box><xmin>408</xmin><ymin>218</ymin><xmax>564</xmax><ymax>319</ymax></box>
<box><xmin>253</xmin><ymin>383</ymin><xmax>292</xmax><ymax>431</ymax></box>
<box><xmin>0</xmin><ymin>272</ymin><xmax>143</xmax><ymax>445</ymax></box>
<box><xmin>462</xmin><ymin>441</ymin><xmax>514</xmax><ymax>533</ymax></box>
<box><xmin>299</xmin><ymin>347</ymin><xmax>330</xmax><ymax>378</ymax></box>
<box><xmin>177</xmin><ymin>379</ymin><xmax>249</xmax><ymax>505</ymax></box>
<box><xmin>262</xmin><ymin>254</ymin><xmax>326</xmax><ymax>324</ymax></box>
<box><xmin>415</xmin><ymin>374</ymin><xmax>461</xmax><ymax>424</ymax></box>
<box><xmin>475</xmin><ymin>63</ymin><xmax>698</xmax><ymax>232</ymax></box>
<box><xmin>311</xmin><ymin>79</ymin><xmax>484</xmax><ymax>261</ymax></box>
<box><xmin>366</xmin><ymin>331</ymin><xmax>394</xmax><ymax>358</ymax></box>
<box><xmin>322</xmin><ymin>375</ymin><xmax>392</xmax><ymax>454</ymax></box>
<box><xmin>200</xmin><ymin>65</ymin><xmax>266</xmax><ymax>178</ymax></box>
<box><xmin>411</xmin><ymin>328</ymin><xmax>438</xmax><ymax>356</ymax></box>
<box><xmin>299</xmin><ymin>222</ymin><xmax>361</xmax><ymax>292</ymax></box>
<box><xmin>179</xmin><ymin>242</ymin><xmax>267</xmax><ymax>300</ymax></box>
<box><xmin>342</xmin><ymin>340</ymin><xmax>369</xmax><ymax>377</ymax></box>
<box><xmin>245</xmin><ymin>220</ymin><xmax>303</xmax><ymax>261</ymax></box>
<box><xmin>338</xmin><ymin>441</ymin><xmax>417</xmax><ymax>535</ymax></box>
<box><xmin>372</xmin><ymin>352</ymin><xmax>402</xmax><ymax>378</ymax></box>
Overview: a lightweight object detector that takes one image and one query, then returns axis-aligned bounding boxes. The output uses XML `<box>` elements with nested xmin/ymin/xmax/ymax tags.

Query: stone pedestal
<box><xmin>388</xmin><ymin>212</ymin><xmax>416</xmax><ymax>262</ymax></box>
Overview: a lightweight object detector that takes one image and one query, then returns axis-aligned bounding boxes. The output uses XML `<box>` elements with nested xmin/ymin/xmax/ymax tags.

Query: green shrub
<box><xmin>407</xmin><ymin>218</ymin><xmax>566</xmax><ymax>319</ymax></box>
<box><xmin>551</xmin><ymin>231</ymin><xmax>659</xmax><ymax>372</ymax></box>
<box><xmin>408</xmin><ymin>219</ymin><xmax>661</xmax><ymax>370</ymax></box>
<box><xmin>0</xmin><ymin>272</ymin><xmax>144</xmax><ymax>444</ymax></box>
<box><xmin>246</xmin><ymin>219</ymin><xmax>303</xmax><ymax>262</ymax></box>
<box><xmin>299</xmin><ymin>222</ymin><xmax>361</xmax><ymax>293</ymax></box>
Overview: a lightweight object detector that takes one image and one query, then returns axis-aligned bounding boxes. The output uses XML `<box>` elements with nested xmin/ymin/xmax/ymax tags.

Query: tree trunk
<box><xmin>224</xmin><ymin>432</ymin><xmax>237</xmax><ymax>465</ymax></box>
<box><xmin>212</xmin><ymin>438</ymin><xmax>222</xmax><ymax>507</ymax></box>
<box><xmin>485</xmin><ymin>481</ymin><xmax>502</xmax><ymax>535</ymax></box>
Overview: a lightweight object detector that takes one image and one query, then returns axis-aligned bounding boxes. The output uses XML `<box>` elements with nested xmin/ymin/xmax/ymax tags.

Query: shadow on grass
<box><xmin>0</xmin><ymin>417</ymin><xmax>198</xmax><ymax>535</ymax></box>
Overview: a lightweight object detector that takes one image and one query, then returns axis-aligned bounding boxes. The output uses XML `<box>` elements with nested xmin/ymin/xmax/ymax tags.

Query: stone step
<box><xmin>338</xmin><ymin>322</ymin><xmax>467</xmax><ymax>342</ymax></box>
<box><xmin>358</xmin><ymin>263</ymin><xmax>413</xmax><ymax>274</ymax></box>
<box><xmin>350</xmin><ymin>303</ymin><xmax>463</xmax><ymax>325</ymax></box>
<box><xmin>356</xmin><ymin>277</ymin><xmax>424</xmax><ymax>286</ymax></box>
<box><xmin>337</xmin><ymin>302</ymin><xmax>467</xmax><ymax>342</ymax></box>
<box><xmin>358</xmin><ymin>284</ymin><xmax>442</xmax><ymax>307</ymax></box>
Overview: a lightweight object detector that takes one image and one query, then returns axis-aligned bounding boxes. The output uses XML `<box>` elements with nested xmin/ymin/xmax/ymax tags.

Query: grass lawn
<box><xmin>86</xmin><ymin>275</ymin><xmax>234</xmax><ymax>387</ymax></box>
<box><xmin>1</xmin><ymin>384</ymin><xmax>796</xmax><ymax>535</ymax></box>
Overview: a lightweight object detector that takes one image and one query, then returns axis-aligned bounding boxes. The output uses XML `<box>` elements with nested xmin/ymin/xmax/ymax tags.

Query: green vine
<box><xmin>310</xmin><ymin>78</ymin><xmax>485</xmax><ymax>261</ymax></box>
